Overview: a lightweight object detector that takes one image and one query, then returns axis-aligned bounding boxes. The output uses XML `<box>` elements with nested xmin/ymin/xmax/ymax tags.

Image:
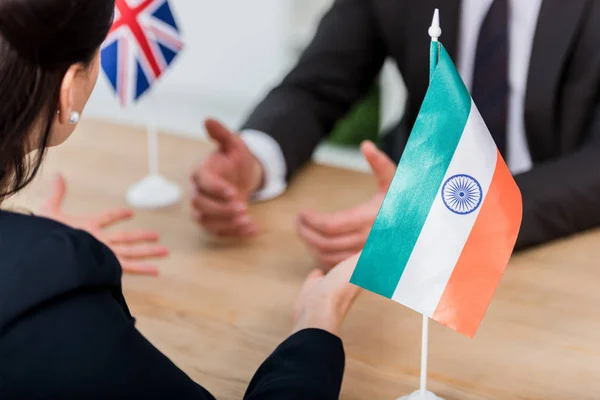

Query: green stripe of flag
<box><xmin>350</xmin><ymin>44</ymin><xmax>472</xmax><ymax>298</ymax></box>
<box><xmin>430</xmin><ymin>41</ymin><xmax>439</xmax><ymax>80</ymax></box>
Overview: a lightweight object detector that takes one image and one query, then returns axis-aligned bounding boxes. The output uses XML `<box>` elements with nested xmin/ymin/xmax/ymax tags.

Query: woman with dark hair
<box><xmin>0</xmin><ymin>0</ymin><xmax>361</xmax><ymax>398</ymax></box>
<box><xmin>0</xmin><ymin>0</ymin><xmax>167</xmax><ymax>276</ymax></box>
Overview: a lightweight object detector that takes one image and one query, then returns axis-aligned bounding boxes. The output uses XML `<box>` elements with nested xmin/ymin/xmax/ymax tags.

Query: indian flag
<box><xmin>350</xmin><ymin>42</ymin><xmax>522</xmax><ymax>338</ymax></box>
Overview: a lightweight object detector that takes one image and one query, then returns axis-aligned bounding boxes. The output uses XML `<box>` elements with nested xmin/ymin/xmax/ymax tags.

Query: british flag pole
<box><xmin>101</xmin><ymin>0</ymin><xmax>184</xmax><ymax>208</ymax></box>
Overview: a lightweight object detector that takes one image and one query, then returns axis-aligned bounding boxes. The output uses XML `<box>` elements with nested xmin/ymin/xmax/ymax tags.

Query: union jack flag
<box><xmin>101</xmin><ymin>0</ymin><xmax>184</xmax><ymax>107</ymax></box>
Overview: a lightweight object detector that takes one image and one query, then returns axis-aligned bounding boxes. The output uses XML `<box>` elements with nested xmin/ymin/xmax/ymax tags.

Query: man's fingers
<box><xmin>297</xmin><ymin>217</ymin><xmax>368</xmax><ymax>254</ymax></box>
<box><xmin>106</xmin><ymin>230</ymin><xmax>160</xmax><ymax>244</ymax></box>
<box><xmin>214</xmin><ymin>227</ymin><xmax>258</xmax><ymax>238</ymax></box>
<box><xmin>191</xmin><ymin>192</ymin><xmax>245</xmax><ymax>219</ymax></box>
<box><xmin>192</xmin><ymin>171</ymin><xmax>237</xmax><ymax>201</ymax></box>
<box><xmin>361</xmin><ymin>140</ymin><xmax>396</xmax><ymax>188</ymax></box>
<box><xmin>195</xmin><ymin>213</ymin><xmax>258</xmax><ymax>237</ymax></box>
<box><xmin>213</xmin><ymin>222</ymin><xmax>259</xmax><ymax>237</ymax></box>
<box><xmin>111</xmin><ymin>243</ymin><xmax>169</xmax><ymax>260</ymax></box>
<box><xmin>299</xmin><ymin>206</ymin><xmax>375</xmax><ymax>237</ymax></box>
<box><xmin>119</xmin><ymin>261</ymin><xmax>160</xmax><ymax>276</ymax></box>
<box><xmin>204</xmin><ymin>118</ymin><xmax>237</xmax><ymax>151</ymax></box>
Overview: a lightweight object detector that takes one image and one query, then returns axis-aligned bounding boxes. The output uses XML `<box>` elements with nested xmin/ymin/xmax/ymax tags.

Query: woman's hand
<box><xmin>39</xmin><ymin>175</ymin><xmax>168</xmax><ymax>276</ymax></box>
<box><xmin>292</xmin><ymin>253</ymin><xmax>362</xmax><ymax>336</ymax></box>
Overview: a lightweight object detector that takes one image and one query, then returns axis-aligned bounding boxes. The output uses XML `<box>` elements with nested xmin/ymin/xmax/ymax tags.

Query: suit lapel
<box><xmin>437</xmin><ymin>0</ymin><xmax>461</xmax><ymax>59</ymax></box>
<box><xmin>524</xmin><ymin>0</ymin><xmax>588</xmax><ymax>161</ymax></box>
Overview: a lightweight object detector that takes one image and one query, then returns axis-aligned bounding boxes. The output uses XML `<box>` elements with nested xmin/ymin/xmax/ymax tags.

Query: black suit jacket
<box><xmin>242</xmin><ymin>0</ymin><xmax>600</xmax><ymax>249</ymax></box>
<box><xmin>0</xmin><ymin>211</ymin><xmax>345</xmax><ymax>399</ymax></box>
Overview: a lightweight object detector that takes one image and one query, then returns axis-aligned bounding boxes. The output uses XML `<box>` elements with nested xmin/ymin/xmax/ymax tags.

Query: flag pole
<box><xmin>419</xmin><ymin>8</ymin><xmax>440</xmax><ymax>399</ymax></box>
<box><xmin>147</xmin><ymin>125</ymin><xmax>159</xmax><ymax>176</ymax></box>
<box><xmin>147</xmin><ymin>94</ymin><xmax>159</xmax><ymax>176</ymax></box>
<box><xmin>419</xmin><ymin>315</ymin><xmax>429</xmax><ymax>395</ymax></box>
<box><xmin>395</xmin><ymin>10</ymin><xmax>444</xmax><ymax>400</ymax></box>
<box><xmin>125</xmin><ymin>91</ymin><xmax>182</xmax><ymax>209</ymax></box>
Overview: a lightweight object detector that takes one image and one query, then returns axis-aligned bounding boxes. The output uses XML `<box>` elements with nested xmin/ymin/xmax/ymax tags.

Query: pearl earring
<box><xmin>68</xmin><ymin>111</ymin><xmax>80</xmax><ymax>125</ymax></box>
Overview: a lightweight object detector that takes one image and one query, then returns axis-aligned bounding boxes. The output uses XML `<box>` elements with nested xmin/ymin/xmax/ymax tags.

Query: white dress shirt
<box><xmin>241</xmin><ymin>0</ymin><xmax>543</xmax><ymax>200</ymax></box>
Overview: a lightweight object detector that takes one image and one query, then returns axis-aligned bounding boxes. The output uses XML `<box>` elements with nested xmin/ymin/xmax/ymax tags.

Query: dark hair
<box><xmin>0</xmin><ymin>0</ymin><xmax>115</xmax><ymax>201</ymax></box>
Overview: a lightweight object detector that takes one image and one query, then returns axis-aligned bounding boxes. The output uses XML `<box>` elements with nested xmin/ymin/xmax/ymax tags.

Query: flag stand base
<box><xmin>126</xmin><ymin>174</ymin><xmax>181</xmax><ymax>209</ymax></box>
<box><xmin>397</xmin><ymin>390</ymin><xmax>444</xmax><ymax>400</ymax></box>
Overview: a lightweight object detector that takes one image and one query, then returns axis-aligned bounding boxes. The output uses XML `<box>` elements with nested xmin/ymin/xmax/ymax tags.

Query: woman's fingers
<box><xmin>110</xmin><ymin>243</ymin><xmax>169</xmax><ymax>260</ymax></box>
<box><xmin>291</xmin><ymin>253</ymin><xmax>362</xmax><ymax>335</ymax></box>
<box><xmin>316</xmin><ymin>251</ymin><xmax>361</xmax><ymax>270</ymax></box>
<box><xmin>119</xmin><ymin>260</ymin><xmax>160</xmax><ymax>276</ymax></box>
<box><xmin>324</xmin><ymin>253</ymin><xmax>362</xmax><ymax>299</ymax></box>
<box><xmin>40</xmin><ymin>174</ymin><xmax>68</xmax><ymax>214</ymax></box>
<box><xmin>93</xmin><ymin>208</ymin><xmax>134</xmax><ymax>228</ymax></box>
<box><xmin>106</xmin><ymin>230</ymin><xmax>160</xmax><ymax>244</ymax></box>
<box><xmin>297</xmin><ymin>269</ymin><xmax>326</xmax><ymax>299</ymax></box>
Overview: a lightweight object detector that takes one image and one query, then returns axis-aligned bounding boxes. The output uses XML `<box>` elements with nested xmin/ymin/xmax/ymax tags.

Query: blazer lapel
<box><xmin>437</xmin><ymin>0</ymin><xmax>462</xmax><ymax>60</ymax></box>
<box><xmin>524</xmin><ymin>0</ymin><xmax>588</xmax><ymax>161</ymax></box>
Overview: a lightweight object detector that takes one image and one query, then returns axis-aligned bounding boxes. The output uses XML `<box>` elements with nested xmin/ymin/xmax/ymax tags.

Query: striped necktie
<box><xmin>471</xmin><ymin>0</ymin><xmax>509</xmax><ymax>156</ymax></box>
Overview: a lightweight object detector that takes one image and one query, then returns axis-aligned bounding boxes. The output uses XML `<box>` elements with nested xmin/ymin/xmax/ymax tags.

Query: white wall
<box><xmin>287</xmin><ymin>0</ymin><xmax>334</xmax><ymax>52</ymax></box>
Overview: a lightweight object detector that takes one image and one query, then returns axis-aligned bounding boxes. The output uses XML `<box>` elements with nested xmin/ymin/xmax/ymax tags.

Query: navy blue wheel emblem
<box><xmin>441</xmin><ymin>174</ymin><xmax>482</xmax><ymax>215</ymax></box>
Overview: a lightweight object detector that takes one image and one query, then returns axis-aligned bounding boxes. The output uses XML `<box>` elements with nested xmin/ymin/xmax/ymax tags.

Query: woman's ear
<box><xmin>57</xmin><ymin>65</ymin><xmax>79</xmax><ymax>125</ymax></box>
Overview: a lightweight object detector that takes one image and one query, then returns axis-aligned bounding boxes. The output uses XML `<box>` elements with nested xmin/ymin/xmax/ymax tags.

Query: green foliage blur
<box><xmin>327</xmin><ymin>83</ymin><xmax>380</xmax><ymax>146</ymax></box>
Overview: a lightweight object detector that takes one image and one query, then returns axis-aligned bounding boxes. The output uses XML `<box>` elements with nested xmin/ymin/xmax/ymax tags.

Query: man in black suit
<box><xmin>191</xmin><ymin>0</ymin><xmax>600</xmax><ymax>267</ymax></box>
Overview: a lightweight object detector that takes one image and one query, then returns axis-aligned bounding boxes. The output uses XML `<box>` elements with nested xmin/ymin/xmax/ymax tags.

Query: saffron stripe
<box><xmin>431</xmin><ymin>151</ymin><xmax>522</xmax><ymax>337</ymax></box>
<box><xmin>351</xmin><ymin>44</ymin><xmax>471</xmax><ymax>298</ymax></box>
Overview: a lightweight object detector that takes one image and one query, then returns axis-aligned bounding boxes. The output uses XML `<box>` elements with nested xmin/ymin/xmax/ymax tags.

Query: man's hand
<box><xmin>296</xmin><ymin>141</ymin><xmax>396</xmax><ymax>269</ymax></box>
<box><xmin>190</xmin><ymin>119</ymin><xmax>264</xmax><ymax>237</ymax></box>
<box><xmin>40</xmin><ymin>175</ymin><xmax>168</xmax><ymax>276</ymax></box>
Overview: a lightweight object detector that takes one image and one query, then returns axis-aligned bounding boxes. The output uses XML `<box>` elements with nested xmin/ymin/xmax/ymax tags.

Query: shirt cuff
<box><xmin>240</xmin><ymin>129</ymin><xmax>288</xmax><ymax>202</ymax></box>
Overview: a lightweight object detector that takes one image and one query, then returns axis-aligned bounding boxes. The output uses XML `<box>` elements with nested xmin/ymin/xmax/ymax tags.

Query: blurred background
<box><xmin>85</xmin><ymin>0</ymin><xmax>407</xmax><ymax>172</ymax></box>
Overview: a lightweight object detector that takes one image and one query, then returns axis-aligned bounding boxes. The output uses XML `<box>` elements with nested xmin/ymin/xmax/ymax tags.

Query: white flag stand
<box><xmin>126</xmin><ymin>95</ymin><xmax>181</xmax><ymax>208</ymax></box>
<box><xmin>397</xmin><ymin>10</ymin><xmax>444</xmax><ymax>400</ymax></box>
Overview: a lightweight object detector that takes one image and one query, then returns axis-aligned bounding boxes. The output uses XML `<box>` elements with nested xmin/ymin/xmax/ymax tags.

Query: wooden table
<box><xmin>14</xmin><ymin>120</ymin><xmax>600</xmax><ymax>399</ymax></box>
